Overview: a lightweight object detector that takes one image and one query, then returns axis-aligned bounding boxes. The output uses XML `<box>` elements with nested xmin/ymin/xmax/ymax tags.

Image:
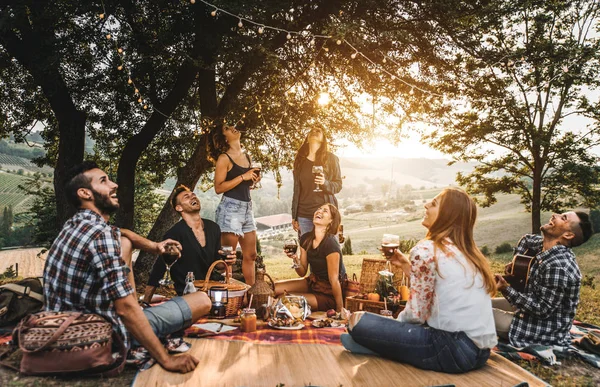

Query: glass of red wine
<box><xmin>312</xmin><ymin>165</ymin><xmax>324</xmax><ymax>192</ymax></box>
<box><xmin>158</xmin><ymin>244</ymin><xmax>180</xmax><ymax>287</ymax></box>
<box><xmin>250</xmin><ymin>162</ymin><xmax>262</xmax><ymax>189</ymax></box>
<box><xmin>284</xmin><ymin>239</ymin><xmax>300</xmax><ymax>269</ymax></box>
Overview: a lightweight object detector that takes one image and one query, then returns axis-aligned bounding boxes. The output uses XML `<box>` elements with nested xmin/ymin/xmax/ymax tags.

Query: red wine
<box><xmin>254</xmin><ymin>168</ymin><xmax>262</xmax><ymax>178</ymax></box>
<box><xmin>163</xmin><ymin>254</ymin><xmax>178</xmax><ymax>266</ymax></box>
<box><xmin>284</xmin><ymin>244</ymin><xmax>298</xmax><ymax>254</ymax></box>
<box><xmin>381</xmin><ymin>243</ymin><xmax>399</xmax><ymax>258</ymax></box>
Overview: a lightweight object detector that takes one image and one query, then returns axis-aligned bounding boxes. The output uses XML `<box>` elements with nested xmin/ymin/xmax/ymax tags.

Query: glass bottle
<box><xmin>183</xmin><ymin>271</ymin><xmax>197</xmax><ymax>295</ymax></box>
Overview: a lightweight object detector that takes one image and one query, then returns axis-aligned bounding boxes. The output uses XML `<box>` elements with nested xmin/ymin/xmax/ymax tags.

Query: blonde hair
<box><xmin>426</xmin><ymin>187</ymin><xmax>496</xmax><ymax>295</ymax></box>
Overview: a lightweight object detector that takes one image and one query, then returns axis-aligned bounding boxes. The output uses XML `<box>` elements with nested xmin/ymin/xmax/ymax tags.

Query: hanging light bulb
<box><xmin>409</xmin><ymin>87</ymin><xmax>414</xmax><ymax>95</ymax></box>
<box><xmin>99</xmin><ymin>13</ymin><xmax>105</xmax><ymax>19</ymax></box>
<box><xmin>117</xmin><ymin>48</ymin><xmax>123</xmax><ymax>54</ymax></box>
<box><xmin>117</xmin><ymin>65</ymin><xmax>123</xmax><ymax>71</ymax></box>
<box><xmin>190</xmin><ymin>0</ymin><xmax>195</xmax><ymax>4</ymax></box>
<box><xmin>134</xmin><ymin>88</ymin><xmax>139</xmax><ymax>94</ymax></box>
<box><xmin>382</xmin><ymin>58</ymin><xmax>387</xmax><ymax>63</ymax></box>
<box><xmin>143</xmin><ymin>104</ymin><xmax>148</xmax><ymax>109</ymax></box>
<box><xmin>323</xmin><ymin>47</ymin><xmax>329</xmax><ymax>52</ymax></box>
<box><xmin>211</xmin><ymin>9</ymin><xmax>217</xmax><ymax>17</ymax></box>
<box><xmin>258</xmin><ymin>26</ymin><xmax>264</xmax><ymax>34</ymax></box>
<box><xmin>351</xmin><ymin>52</ymin><xmax>357</xmax><ymax>59</ymax></box>
<box><xmin>106</xmin><ymin>34</ymin><xmax>111</xmax><ymax>40</ymax></box>
<box><xmin>238</xmin><ymin>19</ymin><xmax>243</xmax><ymax>28</ymax></box>
<box><xmin>128</xmin><ymin>78</ymin><xmax>133</xmax><ymax>84</ymax></box>
<box><xmin>138</xmin><ymin>98</ymin><xmax>142</xmax><ymax>103</ymax></box>
<box><xmin>286</xmin><ymin>33</ymin><xmax>292</xmax><ymax>40</ymax></box>
<box><xmin>336</xmin><ymin>39</ymin><xmax>342</xmax><ymax>45</ymax></box>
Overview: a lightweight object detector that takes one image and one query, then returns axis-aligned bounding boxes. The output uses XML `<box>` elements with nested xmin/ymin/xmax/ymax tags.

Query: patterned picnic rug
<box><xmin>185</xmin><ymin>318</ymin><xmax>345</xmax><ymax>345</ymax></box>
<box><xmin>493</xmin><ymin>321</ymin><xmax>600</xmax><ymax>368</ymax></box>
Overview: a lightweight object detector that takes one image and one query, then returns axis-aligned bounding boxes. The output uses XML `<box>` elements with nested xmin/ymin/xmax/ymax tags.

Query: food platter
<box><xmin>268</xmin><ymin>322</ymin><xmax>305</xmax><ymax>330</ymax></box>
<box><xmin>311</xmin><ymin>318</ymin><xmax>343</xmax><ymax>328</ymax></box>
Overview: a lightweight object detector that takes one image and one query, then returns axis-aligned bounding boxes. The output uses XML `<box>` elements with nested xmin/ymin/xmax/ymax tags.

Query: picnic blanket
<box><xmin>185</xmin><ymin>317</ymin><xmax>345</xmax><ymax>345</ymax></box>
<box><xmin>493</xmin><ymin>321</ymin><xmax>600</xmax><ymax>368</ymax></box>
<box><xmin>132</xmin><ymin>339</ymin><xmax>548</xmax><ymax>387</ymax></box>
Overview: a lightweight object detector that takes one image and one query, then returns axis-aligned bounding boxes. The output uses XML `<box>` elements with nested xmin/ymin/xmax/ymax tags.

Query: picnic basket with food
<box><xmin>345</xmin><ymin>258</ymin><xmax>410</xmax><ymax>317</ymax></box>
<box><xmin>194</xmin><ymin>260</ymin><xmax>250</xmax><ymax>317</ymax></box>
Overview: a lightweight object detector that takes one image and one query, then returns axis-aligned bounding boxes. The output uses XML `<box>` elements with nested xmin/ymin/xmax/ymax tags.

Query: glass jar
<box><xmin>240</xmin><ymin>308</ymin><xmax>257</xmax><ymax>333</ymax></box>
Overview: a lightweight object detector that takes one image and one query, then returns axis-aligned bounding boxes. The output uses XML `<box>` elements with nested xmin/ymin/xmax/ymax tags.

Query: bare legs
<box><xmin>221</xmin><ymin>231</ymin><xmax>257</xmax><ymax>285</ymax></box>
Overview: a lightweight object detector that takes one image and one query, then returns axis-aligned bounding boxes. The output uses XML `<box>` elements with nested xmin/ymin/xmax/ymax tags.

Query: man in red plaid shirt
<box><xmin>44</xmin><ymin>161</ymin><xmax>210</xmax><ymax>374</ymax></box>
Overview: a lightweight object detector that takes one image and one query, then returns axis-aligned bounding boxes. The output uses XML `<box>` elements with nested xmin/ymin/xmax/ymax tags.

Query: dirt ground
<box><xmin>0</xmin><ymin>248</ymin><xmax>47</xmax><ymax>278</ymax></box>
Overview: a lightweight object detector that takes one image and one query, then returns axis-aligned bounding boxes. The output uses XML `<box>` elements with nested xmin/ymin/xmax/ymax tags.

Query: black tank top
<box><xmin>224</xmin><ymin>153</ymin><xmax>252</xmax><ymax>202</ymax></box>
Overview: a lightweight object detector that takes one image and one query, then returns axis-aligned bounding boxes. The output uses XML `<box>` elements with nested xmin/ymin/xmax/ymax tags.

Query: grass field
<box><xmin>0</xmin><ymin>172</ymin><xmax>51</xmax><ymax>216</ymax></box>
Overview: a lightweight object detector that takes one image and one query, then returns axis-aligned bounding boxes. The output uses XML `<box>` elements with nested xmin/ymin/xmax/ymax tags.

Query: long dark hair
<box><xmin>293</xmin><ymin>127</ymin><xmax>330</xmax><ymax>172</ymax></box>
<box><xmin>302</xmin><ymin>203</ymin><xmax>341</xmax><ymax>252</ymax></box>
<box><xmin>426</xmin><ymin>187</ymin><xmax>495</xmax><ymax>295</ymax></box>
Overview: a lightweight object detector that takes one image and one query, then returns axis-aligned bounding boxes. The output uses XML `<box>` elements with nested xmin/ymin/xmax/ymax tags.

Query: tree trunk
<box><xmin>133</xmin><ymin>135</ymin><xmax>213</xmax><ymax>285</ymax></box>
<box><xmin>531</xmin><ymin>165</ymin><xmax>542</xmax><ymax>234</ymax></box>
<box><xmin>0</xmin><ymin>10</ymin><xmax>86</xmax><ymax>227</ymax></box>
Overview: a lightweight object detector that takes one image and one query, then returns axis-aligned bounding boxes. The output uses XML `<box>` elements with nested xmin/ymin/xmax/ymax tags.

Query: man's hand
<box><xmin>292</xmin><ymin>219</ymin><xmax>299</xmax><ymax>232</ymax></box>
<box><xmin>156</xmin><ymin>239</ymin><xmax>182</xmax><ymax>257</ymax></box>
<box><xmin>161</xmin><ymin>353</ymin><xmax>199</xmax><ymax>374</ymax></box>
<box><xmin>314</xmin><ymin>172</ymin><xmax>325</xmax><ymax>185</ymax></box>
<box><xmin>218</xmin><ymin>250</ymin><xmax>237</xmax><ymax>266</ymax></box>
<box><xmin>495</xmin><ymin>274</ymin><xmax>509</xmax><ymax>292</ymax></box>
<box><xmin>504</xmin><ymin>262</ymin><xmax>513</xmax><ymax>275</ymax></box>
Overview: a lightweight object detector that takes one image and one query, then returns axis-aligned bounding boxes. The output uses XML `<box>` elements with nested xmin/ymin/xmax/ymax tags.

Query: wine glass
<box><xmin>381</xmin><ymin>234</ymin><xmax>400</xmax><ymax>259</ymax></box>
<box><xmin>158</xmin><ymin>244</ymin><xmax>180</xmax><ymax>287</ymax></box>
<box><xmin>312</xmin><ymin>165</ymin><xmax>324</xmax><ymax>192</ymax></box>
<box><xmin>284</xmin><ymin>239</ymin><xmax>299</xmax><ymax>269</ymax></box>
<box><xmin>250</xmin><ymin>162</ymin><xmax>262</xmax><ymax>189</ymax></box>
<box><xmin>220</xmin><ymin>245</ymin><xmax>234</xmax><ymax>282</ymax></box>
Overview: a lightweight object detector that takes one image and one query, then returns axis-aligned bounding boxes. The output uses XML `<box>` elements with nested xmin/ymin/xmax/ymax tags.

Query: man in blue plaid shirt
<box><xmin>44</xmin><ymin>161</ymin><xmax>211</xmax><ymax>374</ymax></box>
<box><xmin>493</xmin><ymin>212</ymin><xmax>593</xmax><ymax>347</ymax></box>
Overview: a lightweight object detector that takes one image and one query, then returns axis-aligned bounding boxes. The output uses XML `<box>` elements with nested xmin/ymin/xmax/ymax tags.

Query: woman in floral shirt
<box><xmin>342</xmin><ymin>187</ymin><xmax>498</xmax><ymax>373</ymax></box>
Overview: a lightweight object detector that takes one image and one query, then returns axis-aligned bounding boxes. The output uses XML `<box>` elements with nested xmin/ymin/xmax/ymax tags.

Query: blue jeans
<box><xmin>132</xmin><ymin>297</ymin><xmax>193</xmax><ymax>347</ymax></box>
<box><xmin>348</xmin><ymin>313</ymin><xmax>490</xmax><ymax>373</ymax></box>
<box><xmin>216</xmin><ymin>196</ymin><xmax>256</xmax><ymax>237</ymax></box>
<box><xmin>297</xmin><ymin>217</ymin><xmax>314</xmax><ymax>237</ymax></box>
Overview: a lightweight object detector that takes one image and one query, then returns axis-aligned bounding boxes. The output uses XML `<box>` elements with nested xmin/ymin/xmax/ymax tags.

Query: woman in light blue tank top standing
<box><xmin>211</xmin><ymin>123</ymin><xmax>260</xmax><ymax>285</ymax></box>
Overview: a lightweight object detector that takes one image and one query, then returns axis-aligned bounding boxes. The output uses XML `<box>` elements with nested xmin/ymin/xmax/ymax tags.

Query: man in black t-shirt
<box><xmin>144</xmin><ymin>186</ymin><xmax>235</xmax><ymax>300</ymax></box>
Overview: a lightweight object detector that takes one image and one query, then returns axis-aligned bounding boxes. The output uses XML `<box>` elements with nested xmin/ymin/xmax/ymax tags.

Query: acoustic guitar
<box><xmin>503</xmin><ymin>254</ymin><xmax>535</xmax><ymax>293</ymax></box>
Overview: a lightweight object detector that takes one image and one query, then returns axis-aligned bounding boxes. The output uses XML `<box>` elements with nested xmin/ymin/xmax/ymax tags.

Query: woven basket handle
<box><xmin>201</xmin><ymin>259</ymin><xmax>228</xmax><ymax>291</ymax></box>
<box><xmin>18</xmin><ymin>312</ymin><xmax>82</xmax><ymax>353</ymax></box>
<box><xmin>264</xmin><ymin>272</ymin><xmax>275</xmax><ymax>291</ymax></box>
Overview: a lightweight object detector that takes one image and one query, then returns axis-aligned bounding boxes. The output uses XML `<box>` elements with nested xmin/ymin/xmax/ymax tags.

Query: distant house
<box><xmin>255</xmin><ymin>213</ymin><xmax>293</xmax><ymax>236</ymax></box>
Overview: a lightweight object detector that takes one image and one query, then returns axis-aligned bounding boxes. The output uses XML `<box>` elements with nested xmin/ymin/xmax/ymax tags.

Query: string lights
<box><xmin>95</xmin><ymin>0</ymin><xmax>575</xmax><ymax>127</ymax></box>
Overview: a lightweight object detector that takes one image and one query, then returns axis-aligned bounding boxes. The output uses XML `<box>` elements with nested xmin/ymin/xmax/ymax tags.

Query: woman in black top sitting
<box><xmin>275</xmin><ymin>203</ymin><xmax>346</xmax><ymax>312</ymax></box>
<box><xmin>292</xmin><ymin>127</ymin><xmax>342</xmax><ymax>237</ymax></box>
<box><xmin>212</xmin><ymin>123</ymin><xmax>260</xmax><ymax>285</ymax></box>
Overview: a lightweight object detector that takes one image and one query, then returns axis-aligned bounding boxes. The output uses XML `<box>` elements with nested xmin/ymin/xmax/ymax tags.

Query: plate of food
<box><xmin>267</xmin><ymin>317</ymin><xmax>304</xmax><ymax>330</ymax></box>
<box><xmin>311</xmin><ymin>318</ymin><xmax>343</xmax><ymax>328</ymax></box>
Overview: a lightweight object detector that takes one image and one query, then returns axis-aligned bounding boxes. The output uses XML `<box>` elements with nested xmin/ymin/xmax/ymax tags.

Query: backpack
<box><xmin>0</xmin><ymin>277</ymin><xmax>44</xmax><ymax>327</ymax></box>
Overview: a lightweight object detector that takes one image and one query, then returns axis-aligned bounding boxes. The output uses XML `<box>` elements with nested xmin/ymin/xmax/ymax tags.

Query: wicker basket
<box><xmin>345</xmin><ymin>257</ymin><xmax>410</xmax><ymax>315</ymax></box>
<box><xmin>357</xmin><ymin>257</ymin><xmax>410</xmax><ymax>293</ymax></box>
<box><xmin>194</xmin><ymin>260</ymin><xmax>250</xmax><ymax>317</ymax></box>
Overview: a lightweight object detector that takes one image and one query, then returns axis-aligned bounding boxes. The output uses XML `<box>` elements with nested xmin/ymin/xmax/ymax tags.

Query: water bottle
<box><xmin>183</xmin><ymin>271</ymin><xmax>197</xmax><ymax>295</ymax></box>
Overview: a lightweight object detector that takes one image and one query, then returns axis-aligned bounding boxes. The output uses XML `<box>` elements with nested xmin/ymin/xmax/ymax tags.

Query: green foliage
<box><xmin>582</xmin><ymin>274</ymin><xmax>595</xmax><ymax>289</ymax></box>
<box><xmin>342</xmin><ymin>236</ymin><xmax>353</xmax><ymax>256</ymax></box>
<box><xmin>480</xmin><ymin>245</ymin><xmax>490</xmax><ymax>256</ymax></box>
<box><xmin>495</xmin><ymin>243</ymin><xmax>513</xmax><ymax>255</ymax></box>
<box><xmin>423</xmin><ymin>0</ymin><xmax>600</xmax><ymax>231</ymax></box>
<box><xmin>0</xmin><ymin>265</ymin><xmax>16</xmax><ymax>280</ymax></box>
<box><xmin>256</xmin><ymin>237</ymin><xmax>262</xmax><ymax>256</ymax></box>
<box><xmin>0</xmin><ymin>140</ymin><xmax>45</xmax><ymax>160</ymax></box>
<box><xmin>590</xmin><ymin>209</ymin><xmax>600</xmax><ymax>234</ymax></box>
<box><xmin>18</xmin><ymin>173</ymin><xmax>58</xmax><ymax>246</ymax></box>
<box><xmin>398</xmin><ymin>238</ymin><xmax>418</xmax><ymax>254</ymax></box>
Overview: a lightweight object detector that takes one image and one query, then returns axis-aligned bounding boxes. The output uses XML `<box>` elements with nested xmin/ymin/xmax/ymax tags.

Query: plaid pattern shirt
<box><xmin>44</xmin><ymin>209</ymin><xmax>134</xmax><ymax>347</ymax></box>
<box><xmin>502</xmin><ymin>234</ymin><xmax>581</xmax><ymax>347</ymax></box>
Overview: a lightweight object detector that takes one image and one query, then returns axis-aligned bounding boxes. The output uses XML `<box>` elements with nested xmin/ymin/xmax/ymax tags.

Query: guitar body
<box><xmin>503</xmin><ymin>254</ymin><xmax>534</xmax><ymax>293</ymax></box>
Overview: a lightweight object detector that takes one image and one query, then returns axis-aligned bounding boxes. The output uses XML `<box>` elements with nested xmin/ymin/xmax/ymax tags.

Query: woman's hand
<box><xmin>241</xmin><ymin>168</ymin><xmax>260</xmax><ymax>182</ymax></box>
<box><xmin>388</xmin><ymin>250</ymin><xmax>410</xmax><ymax>267</ymax></box>
<box><xmin>313</xmin><ymin>172</ymin><xmax>325</xmax><ymax>185</ymax></box>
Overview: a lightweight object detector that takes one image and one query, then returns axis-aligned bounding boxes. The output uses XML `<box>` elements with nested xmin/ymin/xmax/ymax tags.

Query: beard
<box><xmin>92</xmin><ymin>189</ymin><xmax>119</xmax><ymax>215</ymax></box>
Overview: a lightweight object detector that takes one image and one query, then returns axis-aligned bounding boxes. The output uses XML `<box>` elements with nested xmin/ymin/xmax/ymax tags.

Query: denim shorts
<box><xmin>216</xmin><ymin>196</ymin><xmax>257</xmax><ymax>237</ymax></box>
<box><xmin>138</xmin><ymin>296</ymin><xmax>193</xmax><ymax>343</ymax></box>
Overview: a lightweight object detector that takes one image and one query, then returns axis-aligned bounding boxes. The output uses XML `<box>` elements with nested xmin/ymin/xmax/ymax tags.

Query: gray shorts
<box><xmin>215</xmin><ymin>196</ymin><xmax>257</xmax><ymax>237</ymax></box>
<box><xmin>141</xmin><ymin>296</ymin><xmax>192</xmax><ymax>340</ymax></box>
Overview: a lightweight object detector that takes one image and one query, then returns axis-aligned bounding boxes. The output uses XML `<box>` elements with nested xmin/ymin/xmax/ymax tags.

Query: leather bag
<box><xmin>0</xmin><ymin>278</ymin><xmax>44</xmax><ymax>327</ymax></box>
<box><xmin>12</xmin><ymin>311</ymin><xmax>126</xmax><ymax>376</ymax></box>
